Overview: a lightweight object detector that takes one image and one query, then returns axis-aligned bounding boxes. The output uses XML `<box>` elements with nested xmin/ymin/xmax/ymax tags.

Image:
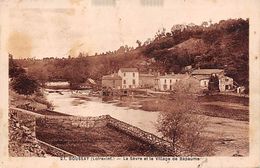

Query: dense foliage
<box><xmin>9</xmin><ymin>54</ymin><xmax>26</xmax><ymax>78</ymax></box>
<box><xmin>10</xmin><ymin>74</ymin><xmax>39</xmax><ymax>95</ymax></box>
<box><xmin>9</xmin><ymin>55</ymin><xmax>39</xmax><ymax>95</ymax></box>
<box><xmin>142</xmin><ymin>19</ymin><xmax>249</xmax><ymax>88</ymax></box>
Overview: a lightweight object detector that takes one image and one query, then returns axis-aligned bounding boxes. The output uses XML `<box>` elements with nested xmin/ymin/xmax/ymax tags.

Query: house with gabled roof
<box><xmin>191</xmin><ymin>68</ymin><xmax>234</xmax><ymax>91</ymax></box>
<box><xmin>155</xmin><ymin>73</ymin><xmax>189</xmax><ymax>91</ymax></box>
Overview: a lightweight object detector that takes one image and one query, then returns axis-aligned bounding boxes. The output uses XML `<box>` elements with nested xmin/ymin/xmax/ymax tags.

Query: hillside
<box><xmin>142</xmin><ymin>18</ymin><xmax>249</xmax><ymax>88</ymax></box>
<box><xmin>15</xmin><ymin>18</ymin><xmax>248</xmax><ymax>90</ymax></box>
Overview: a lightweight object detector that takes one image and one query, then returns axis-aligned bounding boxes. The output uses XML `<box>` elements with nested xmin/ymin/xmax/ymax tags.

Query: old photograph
<box><xmin>1</xmin><ymin>0</ymin><xmax>259</xmax><ymax>167</ymax></box>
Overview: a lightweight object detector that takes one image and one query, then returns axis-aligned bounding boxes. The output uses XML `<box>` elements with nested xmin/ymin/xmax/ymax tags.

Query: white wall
<box><xmin>200</xmin><ymin>79</ymin><xmax>209</xmax><ymax>88</ymax></box>
<box><xmin>118</xmin><ymin>70</ymin><xmax>139</xmax><ymax>89</ymax></box>
<box><xmin>158</xmin><ymin>77</ymin><xmax>178</xmax><ymax>91</ymax></box>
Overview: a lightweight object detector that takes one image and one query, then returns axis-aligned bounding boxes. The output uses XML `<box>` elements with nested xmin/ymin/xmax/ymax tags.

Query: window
<box><xmin>170</xmin><ymin>79</ymin><xmax>172</xmax><ymax>83</ymax></box>
<box><xmin>204</xmin><ymin>81</ymin><xmax>207</xmax><ymax>86</ymax></box>
<box><xmin>113</xmin><ymin>80</ymin><xmax>115</xmax><ymax>88</ymax></box>
<box><xmin>133</xmin><ymin>73</ymin><xmax>135</xmax><ymax>77</ymax></box>
<box><xmin>164</xmin><ymin>79</ymin><xmax>167</xmax><ymax>84</ymax></box>
<box><xmin>124</xmin><ymin>73</ymin><xmax>126</xmax><ymax>77</ymax></box>
<box><xmin>123</xmin><ymin>80</ymin><xmax>126</xmax><ymax>84</ymax></box>
<box><xmin>163</xmin><ymin>84</ymin><xmax>167</xmax><ymax>90</ymax></box>
<box><xmin>133</xmin><ymin>79</ymin><xmax>135</xmax><ymax>85</ymax></box>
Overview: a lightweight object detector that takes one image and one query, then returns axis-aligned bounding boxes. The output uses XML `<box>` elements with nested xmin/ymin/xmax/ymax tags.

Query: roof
<box><xmin>139</xmin><ymin>73</ymin><xmax>155</xmax><ymax>77</ymax></box>
<box><xmin>158</xmin><ymin>74</ymin><xmax>188</xmax><ymax>79</ymax></box>
<box><xmin>87</xmin><ymin>78</ymin><xmax>96</xmax><ymax>84</ymax></box>
<box><xmin>191</xmin><ymin>69</ymin><xmax>224</xmax><ymax>75</ymax></box>
<box><xmin>192</xmin><ymin>75</ymin><xmax>210</xmax><ymax>81</ymax></box>
<box><xmin>102</xmin><ymin>74</ymin><xmax>122</xmax><ymax>80</ymax></box>
<box><xmin>119</xmin><ymin>68</ymin><xmax>138</xmax><ymax>72</ymax></box>
<box><xmin>219</xmin><ymin>76</ymin><xmax>232</xmax><ymax>79</ymax></box>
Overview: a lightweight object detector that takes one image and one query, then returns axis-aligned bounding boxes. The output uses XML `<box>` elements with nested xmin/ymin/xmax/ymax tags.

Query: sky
<box><xmin>3</xmin><ymin>0</ymin><xmax>252</xmax><ymax>59</ymax></box>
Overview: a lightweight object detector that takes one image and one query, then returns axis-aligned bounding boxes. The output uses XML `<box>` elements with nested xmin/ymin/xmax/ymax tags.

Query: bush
<box><xmin>156</xmin><ymin>83</ymin><xmax>214</xmax><ymax>156</ymax></box>
<box><xmin>11</xmin><ymin>74</ymin><xmax>39</xmax><ymax>95</ymax></box>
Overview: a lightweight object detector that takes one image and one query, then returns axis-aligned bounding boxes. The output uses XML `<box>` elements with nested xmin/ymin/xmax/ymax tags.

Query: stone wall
<box><xmin>9</xmin><ymin>108</ymin><xmax>39</xmax><ymax>136</ymax></box>
<box><xmin>106</xmin><ymin>116</ymin><xmax>172</xmax><ymax>153</ymax></box>
<box><xmin>37</xmin><ymin>115</ymin><xmax>109</xmax><ymax>129</ymax></box>
<box><xmin>10</xmin><ymin>107</ymin><xmax>173</xmax><ymax>155</ymax></box>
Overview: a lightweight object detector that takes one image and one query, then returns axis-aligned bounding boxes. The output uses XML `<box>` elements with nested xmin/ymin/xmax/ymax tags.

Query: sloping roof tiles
<box><xmin>191</xmin><ymin>69</ymin><xmax>224</xmax><ymax>75</ymax></box>
<box><xmin>119</xmin><ymin>68</ymin><xmax>138</xmax><ymax>72</ymax></box>
<box><xmin>102</xmin><ymin>74</ymin><xmax>122</xmax><ymax>80</ymax></box>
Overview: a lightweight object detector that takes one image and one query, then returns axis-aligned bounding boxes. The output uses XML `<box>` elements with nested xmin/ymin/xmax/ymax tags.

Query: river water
<box><xmin>45</xmin><ymin>89</ymin><xmax>160</xmax><ymax>136</ymax></box>
<box><xmin>45</xmin><ymin>89</ymin><xmax>249</xmax><ymax>156</ymax></box>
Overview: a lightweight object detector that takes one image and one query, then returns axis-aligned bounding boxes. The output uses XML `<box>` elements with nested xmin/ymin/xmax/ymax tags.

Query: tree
<box><xmin>208</xmin><ymin>74</ymin><xmax>219</xmax><ymax>92</ymax></box>
<box><xmin>9</xmin><ymin>54</ymin><xmax>25</xmax><ymax>78</ymax></box>
<box><xmin>136</xmin><ymin>40</ymin><xmax>142</xmax><ymax>47</ymax></box>
<box><xmin>11</xmin><ymin>74</ymin><xmax>39</xmax><ymax>95</ymax></box>
<box><xmin>156</xmin><ymin>83</ymin><xmax>213</xmax><ymax>156</ymax></box>
<box><xmin>27</xmin><ymin>67</ymin><xmax>48</xmax><ymax>86</ymax></box>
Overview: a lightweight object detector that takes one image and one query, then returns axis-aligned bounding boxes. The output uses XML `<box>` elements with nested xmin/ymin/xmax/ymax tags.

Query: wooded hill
<box><xmin>15</xmin><ymin>18</ymin><xmax>249</xmax><ymax>89</ymax></box>
<box><xmin>142</xmin><ymin>18</ymin><xmax>249</xmax><ymax>88</ymax></box>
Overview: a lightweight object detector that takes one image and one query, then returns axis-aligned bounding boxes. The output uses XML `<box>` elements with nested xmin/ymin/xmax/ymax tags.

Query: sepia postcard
<box><xmin>0</xmin><ymin>0</ymin><xmax>260</xmax><ymax>167</ymax></box>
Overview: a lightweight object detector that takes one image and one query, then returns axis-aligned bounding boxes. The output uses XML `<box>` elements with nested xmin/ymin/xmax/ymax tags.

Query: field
<box><xmin>36</xmin><ymin>119</ymin><xmax>165</xmax><ymax>156</ymax></box>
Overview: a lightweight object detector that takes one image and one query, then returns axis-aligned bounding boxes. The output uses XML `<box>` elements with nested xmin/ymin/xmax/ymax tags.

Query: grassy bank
<box><xmin>36</xmin><ymin>118</ymin><xmax>165</xmax><ymax>156</ymax></box>
<box><xmin>9</xmin><ymin>90</ymin><xmax>52</xmax><ymax>110</ymax></box>
<box><xmin>138</xmin><ymin>94</ymin><xmax>249</xmax><ymax>121</ymax></box>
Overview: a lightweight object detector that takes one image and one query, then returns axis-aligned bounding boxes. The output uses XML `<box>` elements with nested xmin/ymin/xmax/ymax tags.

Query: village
<box><xmin>45</xmin><ymin>66</ymin><xmax>246</xmax><ymax>96</ymax></box>
<box><xmin>101</xmin><ymin>67</ymin><xmax>236</xmax><ymax>93</ymax></box>
<box><xmin>44</xmin><ymin>66</ymin><xmax>245</xmax><ymax>98</ymax></box>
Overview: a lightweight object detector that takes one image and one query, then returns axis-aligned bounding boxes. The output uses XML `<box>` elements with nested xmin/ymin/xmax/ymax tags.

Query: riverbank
<box><xmin>9</xmin><ymin>88</ymin><xmax>249</xmax><ymax>156</ymax></box>
<box><xmin>53</xmin><ymin>91</ymin><xmax>248</xmax><ymax>156</ymax></box>
<box><xmin>114</xmin><ymin>94</ymin><xmax>249</xmax><ymax>122</ymax></box>
<box><xmin>9</xmin><ymin>90</ymin><xmax>52</xmax><ymax>110</ymax></box>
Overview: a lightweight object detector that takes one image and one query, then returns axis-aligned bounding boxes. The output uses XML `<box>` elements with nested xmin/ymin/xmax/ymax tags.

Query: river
<box><xmin>45</xmin><ymin>89</ymin><xmax>161</xmax><ymax>136</ymax></box>
<box><xmin>45</xmin><ymin>89</ymin><xmax>249</xmax><ymax>156</ymax></box>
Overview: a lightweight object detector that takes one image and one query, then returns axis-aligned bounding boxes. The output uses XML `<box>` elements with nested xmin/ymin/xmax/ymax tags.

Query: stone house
<box><xmin>118</xmin><ymin>68</ymin><xmax>139</xmax><ymax>89</ymax></box>
<box><xmin>139</xmin><ymin>73</ymin><xmax>156</xmax><ymax>88</ymax></box>
<box><xmin>191</xmin><ymin>69</ymin><xmax>234</xmax><ymax>91</ymax></box>
<box><xmin>101</xmin><ymin>74</ymin><xmax>122</xmax><ymax>89</ymax></box>
<box><xmin>155</xmin><ymin>74</ymin><xmax>188</xmax><ymax>91</ymax></box>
